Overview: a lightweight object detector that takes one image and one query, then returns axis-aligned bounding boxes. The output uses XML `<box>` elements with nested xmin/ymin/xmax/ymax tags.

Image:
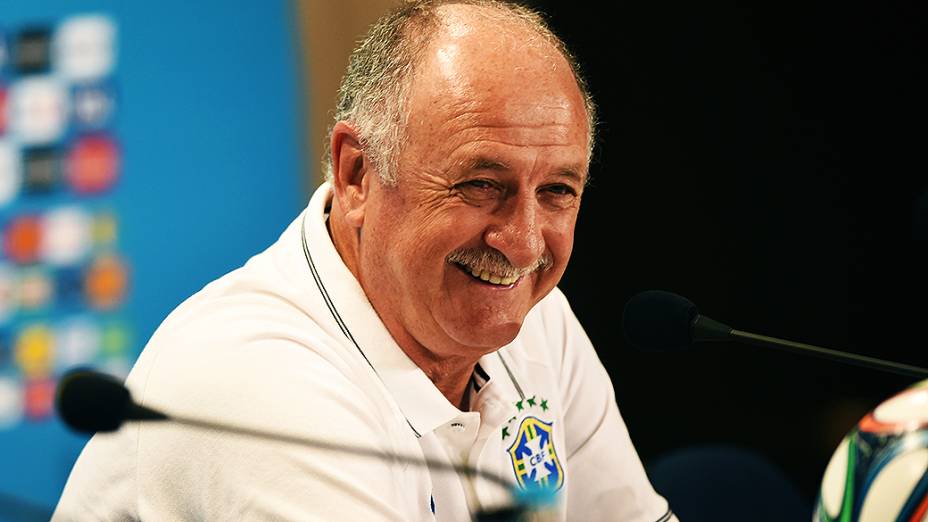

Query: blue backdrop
<box><xmin>0</xmin><ymin>1</ymin><xmax>305</xmax><ymax>516</ymax></box>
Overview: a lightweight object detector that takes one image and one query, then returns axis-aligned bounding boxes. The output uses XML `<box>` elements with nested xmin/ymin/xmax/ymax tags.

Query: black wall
<box><xmin>531</xmin><ymin>0</ymin><xmax>926</xmax><ymax>503</ymax></box>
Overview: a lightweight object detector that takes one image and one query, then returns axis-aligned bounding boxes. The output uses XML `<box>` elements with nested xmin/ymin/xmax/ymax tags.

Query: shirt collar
<box><xmin>302</xmin><ymin>182</ymin><xmax>464</xmax><ymax>436</ymax></box>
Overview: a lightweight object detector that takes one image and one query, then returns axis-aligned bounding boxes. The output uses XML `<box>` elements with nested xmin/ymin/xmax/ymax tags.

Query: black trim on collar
<box><xmin>474</xmin><ymin>362</ymin><xmax>491</xmax><ymax>384</ymax></box>
<box><xmin>300</xmin><ymin>214</ymin><xmax>422</xmax><ymax>438</ymax></box>
<box><xmin>496</xmin><ymin>352</ymin><xmax>525</xmax><ymax>400</ymax></box>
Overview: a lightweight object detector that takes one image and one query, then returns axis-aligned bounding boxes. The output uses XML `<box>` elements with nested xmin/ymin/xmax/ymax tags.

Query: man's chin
<box><xmin>445</xmin><ymin>320</ymin><xmax>523</xmax><ymax>354</ymax></box>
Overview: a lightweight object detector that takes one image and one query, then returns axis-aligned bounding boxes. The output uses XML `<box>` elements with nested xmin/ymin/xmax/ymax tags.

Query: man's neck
<box><xmin>415</xmin><ymin>351</ymin><xmax>478</xmax><ymax>411</ymax></box>
<box><xmin>375</xmin><ymin>315</ymin><xmax>482</xmax><ymax>410</ymax></box>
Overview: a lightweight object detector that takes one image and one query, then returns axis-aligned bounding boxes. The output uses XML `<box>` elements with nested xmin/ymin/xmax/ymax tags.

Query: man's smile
<box><xmin>451</xmin><ymin>261</ymin><xmax>522</xmax><ymax>287</ymax></box>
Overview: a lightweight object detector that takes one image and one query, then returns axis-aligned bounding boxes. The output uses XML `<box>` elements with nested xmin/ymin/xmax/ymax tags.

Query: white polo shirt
<box><xmin>53</xmin><ymin>182</ymin><xmax>674</xmax><ymax>522</ymax></box>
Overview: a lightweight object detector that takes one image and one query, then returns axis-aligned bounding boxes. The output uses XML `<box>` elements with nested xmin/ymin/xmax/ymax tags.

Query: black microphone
<box><xmin>57</xmin><ymin>369</ymin><xmax>167</xmax><ymax>432</ymax></box>
<box><xmin>55</xmin><ymin>369</ymin><xmax>554</xmax><ymax>522</ymax></box>
<box><xmin>622</xmin><ymin>290</ymin><xmax>928</xmax><ymax>379</ymax></box>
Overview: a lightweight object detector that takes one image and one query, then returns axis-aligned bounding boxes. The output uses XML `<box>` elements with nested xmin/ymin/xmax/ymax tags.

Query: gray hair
<box><xmin>323</xmin><ymin>0</ymin><xmax>597</xmax><ymax>185</ymax></box>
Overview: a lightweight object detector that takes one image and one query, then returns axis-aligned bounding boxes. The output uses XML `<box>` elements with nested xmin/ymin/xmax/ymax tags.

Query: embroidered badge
<box><xmin>506</xmin><ymin>415</ymin><xmax>564</xmax><ymax>491</ymax></box>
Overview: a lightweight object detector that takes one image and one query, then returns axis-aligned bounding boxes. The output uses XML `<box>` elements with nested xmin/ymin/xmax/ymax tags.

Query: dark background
<box><xmin>530</xmin><ymin>0</ymin><xmax>926</xmax><ymax>506</ymax></box>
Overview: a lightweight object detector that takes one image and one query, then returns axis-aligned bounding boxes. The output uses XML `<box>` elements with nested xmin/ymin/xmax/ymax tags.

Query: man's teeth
<box><xmin>468</xmin><ymin>267</ymin><xmax>519</xmax><ymax>285</ymax></box>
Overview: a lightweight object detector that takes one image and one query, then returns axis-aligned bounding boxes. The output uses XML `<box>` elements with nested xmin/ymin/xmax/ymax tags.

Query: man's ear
<box><xmin>330</xmin><ymin>121</ymin><xmax>371</xmax><ymax>228</ymax></box>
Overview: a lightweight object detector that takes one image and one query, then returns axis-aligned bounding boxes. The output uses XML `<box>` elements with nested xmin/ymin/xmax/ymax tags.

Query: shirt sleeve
<box><xmin>547</xmin><ymin>289</ymin><xmax>678</xmax><ymax>522</ymax></box>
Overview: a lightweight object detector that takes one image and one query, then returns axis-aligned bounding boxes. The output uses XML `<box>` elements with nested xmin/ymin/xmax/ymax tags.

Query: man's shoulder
<box><xmin>132</xmin><ymin>264</ymin><xmax>359</xmax><ymax>395</ymax></box>
<box><xmin>144</xmin><ymin>210</ymin><xmax>334</xmax><ymax>352</ymax></box>
<box><xmin>124</xmin><ymin>265</ymin><xmax>400</xmax><ymax>446</ymax></box>
<box><xmin>126</xmin><ymin>214</ymin><xmax>379</xmax><ymax>420</ymax></box>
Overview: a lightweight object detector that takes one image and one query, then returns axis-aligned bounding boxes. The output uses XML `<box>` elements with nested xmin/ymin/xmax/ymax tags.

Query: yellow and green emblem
<box><xmin>506</xmin><ymin>416</ymin><xmax>564</xmax><ymax>491</ymax></box>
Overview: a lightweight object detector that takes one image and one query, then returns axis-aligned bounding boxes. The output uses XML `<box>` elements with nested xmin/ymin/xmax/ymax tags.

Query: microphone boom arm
<box><xmin>690</xmin><ymin>311</ymin><xmax>928</xmax><ymax>379</ymax></box>
<box><xmin>729</xmin><ymin>329</ymin><xmax>928</xmax><ymax>379</ymax></box>
<box><xmin>164</xmin><ymin>413</ymin><xmax>516</xmax><ymax>491</ymax></box>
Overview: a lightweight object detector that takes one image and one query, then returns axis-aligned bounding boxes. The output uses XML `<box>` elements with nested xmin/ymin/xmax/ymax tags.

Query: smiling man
<box><xmin>54</xmin><ymin>1</ymin><xmax>674</xmax><ymax>521</ymax></box>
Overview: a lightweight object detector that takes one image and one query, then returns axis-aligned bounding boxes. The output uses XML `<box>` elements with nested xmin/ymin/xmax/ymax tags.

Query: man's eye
<box><xmin>539</xmin><ymin>184</ymin><xmax>580</xmax><ymax>209</ymax></box>
<box><xmin>543</xmin><ymin>184</ymin><xmax>577</xmax><ymax>196</ymax></box>
<box><xmin>453</xmin><ymin>179</ymin><xmax>502</xmax><ymax>201</ymax></box>
<box><xmin>465</xmin><ymin>179</ymin><xmax>496</xmax><ymax>190</ymax></box>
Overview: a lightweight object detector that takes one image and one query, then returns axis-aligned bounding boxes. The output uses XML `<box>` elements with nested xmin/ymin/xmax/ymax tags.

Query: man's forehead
<box><xmin>411</xmin><ymin>26</ymin><xmax>589</xmax><ymax>132</ymax></box>
<box><xmin>425</xmin><ymin>12</ymin><xmax>566</xmax><ymax>82</ymax></box>
<box><xmin>500</xmin><ymin>100</ymin><xmax>577</xmax><ymax>125</ymax></box>
<box><xmin>432</xmin><ymin>3</ymin><xmax>544</xmax><ymax>38</ymax></box>
<box><xmin>399</xmin><ymin>4</ymin><xmax>593</xmax><ymax>174</ymax></box>
<box><xmin>419</xmin><ymin>7</ymin><xmax>561</xmax><ymax>73</ymax></box>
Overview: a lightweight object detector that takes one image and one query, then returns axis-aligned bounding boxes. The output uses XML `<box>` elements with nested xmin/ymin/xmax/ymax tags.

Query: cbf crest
<box><xmin>505</xmin><ymin>398</ymin><xmax>564</xmax><ymax>491</ymax></box>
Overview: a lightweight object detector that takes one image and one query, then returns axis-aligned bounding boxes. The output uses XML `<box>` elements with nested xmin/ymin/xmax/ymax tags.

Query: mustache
<box><xmin>446</xmin><ymin>248</ymin><xmax>553</xmax><ymax>278</ymax></box>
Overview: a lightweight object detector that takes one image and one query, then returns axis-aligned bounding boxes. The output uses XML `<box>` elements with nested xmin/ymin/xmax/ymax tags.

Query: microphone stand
<box><xmin>169</xmin><ymin>413</ymin><xmax>515</xmax><ymax>490</ymax></box>
<box><xmin>164</xmin><ymin>414</ymin><xmax>540</xmax><ymax>521</ymax></box>
<box><xmin>729</xmin><ymin>328</ymin><xmax>928</xmax><ymax>379</ymax></box>
<box><xmin>57</xmin><ymin>370</ymin><xmax>552</xmax><ymax>522</ymax></box>
<box><xmin>691</xmin><ymin>314</ymin><xmax>928</xmax><ymax>379</ymax></box>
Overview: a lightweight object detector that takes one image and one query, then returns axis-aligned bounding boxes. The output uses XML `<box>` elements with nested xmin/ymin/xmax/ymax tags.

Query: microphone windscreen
<box><xmin>622</xmin><ymin>290</ymin><xmax>698</xmax><ymax>351</ymax></box>
<box><xmin>56</xmin><ymin>369</ymin><xmax>131</xmax><ymax>433</ymax></box>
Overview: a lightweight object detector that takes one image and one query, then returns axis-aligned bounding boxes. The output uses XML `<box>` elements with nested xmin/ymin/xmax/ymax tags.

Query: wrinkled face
<box><xmin>356</xmin><ymin>18</ymin><xmax>590</xmax><ymax>359</ymax></box>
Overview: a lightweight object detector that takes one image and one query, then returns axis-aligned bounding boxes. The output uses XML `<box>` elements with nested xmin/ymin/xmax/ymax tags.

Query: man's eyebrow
<box><xmin>555</xmin><ymin>167</ymin><xmax>587</xmax><ymax>185</ymax></box>
<box><xmin>466</xmin><ymin>157</ymin><xmax>510</xmax><ymax>172</ymax></box>
<box><xmin>464</xmin><ymin>157</ymin><xmax>588</xmax><ymax>184</ymax></box>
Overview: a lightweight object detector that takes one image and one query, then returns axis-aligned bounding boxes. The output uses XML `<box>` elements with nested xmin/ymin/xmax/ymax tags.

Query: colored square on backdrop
<box><xmin>0</xmin><ymin>375</ymin><xmax>23</xmax><ymax>428</ymax></box>
<box><xmin>54</xmin><ymin>16</ymin><xmax>116</xmax><ymax>82</ymax></box>
<box><xmin>14</xmin><ymin>324</ymin><xmax>54</xmax><ymax>379</ymax></box>
<box><xmin>84</xmin><ymin>254</ymin><xmax>127</xmax><ymax>310</ymax></box>
<box><xmin>0</xmin><ymin>329</ymin><xmax>11</xmax><ymax>368</ymax></box>
<box><xmin>41</xmin><ymin>206</ymin><xmax>92</xmax><ymax>266</ymax></box>
<box><xmin>0</xmin><ymin>265</ymin><xmax>14</xmax><ymax>324</ymax></box>
<box><xmin>13</xmin><ymin>28</ymin><xmax>51</xmax><ymax>74</ymax></box>
<box><xmin>22</xmin><ymin>146</ymin><xmax>60</xmax><ymax>194</ymax></box>
<box><xmin>55</xmin><ymin>317</ymin><xmax>100</xmax><ymax>369</ymax></box>
<box><xmin>72</xmin><ymin>83</ymin><xmax>116</xmax><ymax>129</ymax></box>
<box><xmin>0</xmin><ymin>30</ymin><xmax>9</xmax><ymax>72</ymax></box>
<box><xmin>67</xmin><ymin>135</ymin><xmax>118</xmax><ymax>195</ymax></box>
<box><xmin>91</xmin><ymin>211</ymin><xmax>118</xmax><ymax>246</ymax></box>
<box><xmin>0</xmin><ymin>140</ymin><xmax>21</xmax><ymax>207</ymax></box>
<box><xmin>23</xmin><ymin>377</ymin><xmax>54</xmax><ymax>420</ymax></box>
<box><xmin>101</xmin><ymin>321</ymin><xmax>129</xmax><ymax>357</ymax></box>
<box><xmin>18</xmin><ymin>269</ymin><xmax>53</xmax><ymax>311</ymax></box>
<box><xmin>8</xmin><ymin>77</ymin><xmax>68</xmax><ymax>144</ymax></box>
<box><xmin>0</xmin><ymin>86</ymin><xmax>7</xmax><ymax>134</ymax></box>
<box><xmin>3</xmin><ymin>214</ymin><xmax>43</xmax><ymax>264</ymax></box>
<box><xmin>54</xmin><ymin>266</ymin><xmax>84</xmax><ymax>309</ymax></box>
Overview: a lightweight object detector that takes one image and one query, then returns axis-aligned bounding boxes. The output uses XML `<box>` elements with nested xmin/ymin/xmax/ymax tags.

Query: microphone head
<box><xmin>622</xmin><ymin>290</ymin><xmax>698</xmax><ymax>351</ymax></box>
<box><xmin>56</xmin><ymin>368</ymin><xmax>131</xmax><ymax>433</ymax></box>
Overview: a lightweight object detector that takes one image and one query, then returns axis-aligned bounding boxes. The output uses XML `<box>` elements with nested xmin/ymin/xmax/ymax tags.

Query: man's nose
<box><xmin>483</xmin><ymin>193</ymin><xmax>545</xmax><ymax>270</ymax></box>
